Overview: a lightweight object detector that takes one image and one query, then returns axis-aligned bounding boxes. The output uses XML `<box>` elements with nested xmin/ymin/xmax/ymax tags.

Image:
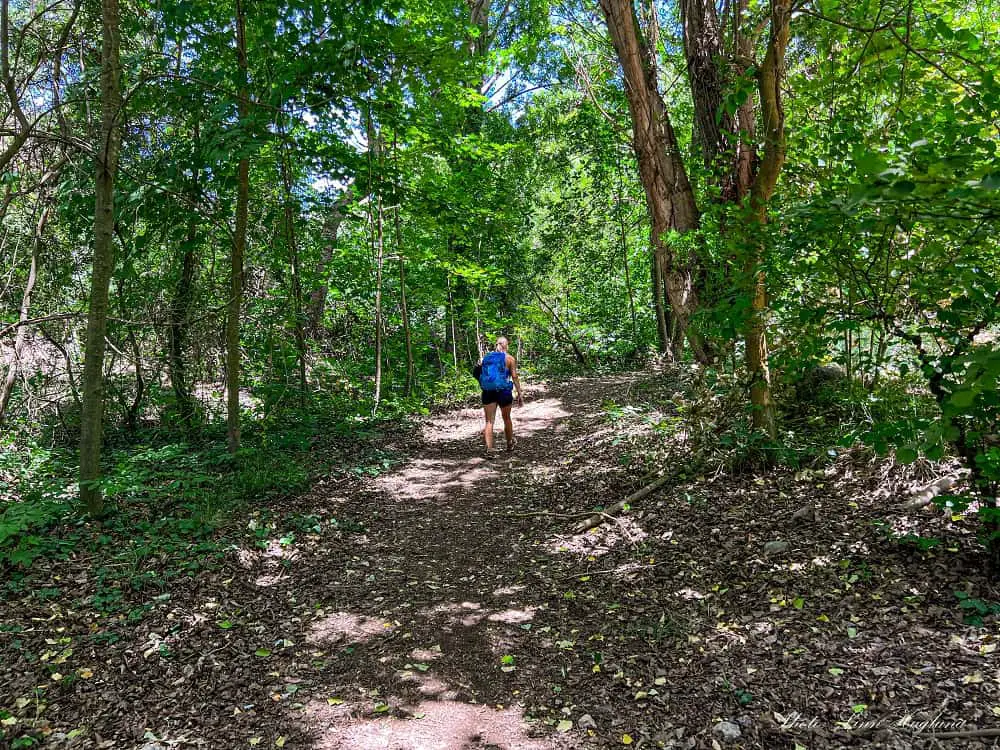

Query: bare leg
<box><xmin>483</xmin><ymin>402</ymin><xmax>498</xmax><ymax>451</ymax></box>
<box><xmin>501</xmin><ymin>403</ymin><xmax>514</xmax><ymax>449</ymax></box>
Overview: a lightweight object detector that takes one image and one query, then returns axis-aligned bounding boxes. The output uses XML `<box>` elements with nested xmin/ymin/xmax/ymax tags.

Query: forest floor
<box><xmin>3</xmin><ymin>370</ymin><xmax>1000</xmax><ymax>749</ymax></box>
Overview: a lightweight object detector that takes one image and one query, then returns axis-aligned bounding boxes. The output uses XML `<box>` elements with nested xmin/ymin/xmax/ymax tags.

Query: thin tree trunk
<box><xmin>0</xmin><ymin>200</ymin><xmax>48</xmax><ymax>425</ymax></box>
<box><xmin>651</xmin><ymin>253</ymin><xmax>669</xmax><ymax>354</ymax></box>
<box><xmin>39</xmin><ymin>324</ymin><xmax>80</xmax><ymax>408</ymax></box>
<box><xmin>529</xmin><ymin>285</ymin><xmax>588</xmax><ymax>366</ymax></box>
<box><xmin>227</xmin><ymin>0</ymin><xmax>250</xmax><ymax>453</ymax></box>
<box><xmin>372</xmin><ymin>194</ymin><xmax>384</xmax><ymax>414</ymax></box>
<box><xmin>395</xmin><ymin>208</ymin><xmax>414</xmax><ymax>397</ymax></box>
<box><xmin>169</xmin><ymin>122</ymin><xmax>199</xmax><ymax>427</ymax></box>
<box><xmin>447</xmin><ymin>275</ymin><xmax>458</xmax><ymax>370</ymax></box>
<box><xmin>124</xmin><ymin>315</ymin><xmax>143</xmax><ymax>433</ymax></box>
<box><xmin>390</xmin><ymin>130</ymin><xmax>413</xmax><ymax>397</ymax></box>
<box><xmin>79</xmin><ymin>0</ymin><xmax>122</xmax><ymax>516</ymax></box>
<box><xmin>614</xmin><ymin>156</ymin><xmax>639</xmax><ymax>345</ymax></box>
<box><xmin>743</xmin><ymin>0</ymin><xmax>791</xmax><ymax>438</ymax></box>
<box><xmin>474</xmin><ymin>296</ymin><xmax>486</xmax><ymax>359</ymax></box>
<box><xmin>278</xmin><ymin>126</ymin><xmax>307</xmax><ymax>405</ymax></box>
<box><xmin>367</xmin><ymin>107</ymin><xmax>384</xmax><ymax>414</ymax></box>
<box><xmin>871</xmin><ymin>326</ymin><xmax>888</xmax><ymax>388</ymax></box>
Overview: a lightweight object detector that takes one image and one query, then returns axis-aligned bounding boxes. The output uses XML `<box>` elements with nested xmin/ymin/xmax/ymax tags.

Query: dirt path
<box><xmin>4</xmin><ymin>371</ymin><xmax>1000</xmax><ymax>749</ymax></box>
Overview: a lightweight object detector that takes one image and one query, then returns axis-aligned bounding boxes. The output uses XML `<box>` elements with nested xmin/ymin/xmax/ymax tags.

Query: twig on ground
<box><xmin>560</xmin><ymin>562</ymin><xmax>667</xmax><ymax>580</ymax></box>
<box><xmin>509</xmin><ymin>510</ymin><xmax>594</xmax><ymax>519</ymax></box>
<box><xmin>572</xmin><ymin>473</ymin><xmax>672</xmax><ymax>533</ymax></box>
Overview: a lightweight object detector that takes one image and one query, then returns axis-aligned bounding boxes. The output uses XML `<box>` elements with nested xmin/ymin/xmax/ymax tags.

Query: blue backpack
<box><xmin>479</xmin><ymin>350</ymin><xmax>511</xmax><ymax>391</ymax></box>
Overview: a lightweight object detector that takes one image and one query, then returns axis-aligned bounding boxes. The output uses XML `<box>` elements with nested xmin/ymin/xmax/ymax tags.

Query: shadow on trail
<box><xmin>224</xmin><ymin>382</ymin><xmax>616</xmax><ymax>749</ymax></box>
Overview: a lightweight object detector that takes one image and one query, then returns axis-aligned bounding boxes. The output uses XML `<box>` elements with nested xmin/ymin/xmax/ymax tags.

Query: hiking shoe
<box><xmin>506</xmin><ymin>438</ymin><xmax>517</xmax><ymax>452</ymax></box>
<box><xmin>484</xmin><ymin>449</ymin><xmax>497</xmax><ymax>460</ymax></box>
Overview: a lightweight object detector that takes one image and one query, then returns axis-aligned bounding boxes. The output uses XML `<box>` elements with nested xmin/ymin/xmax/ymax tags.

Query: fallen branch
<box><xmin>509</xmin><ymin>510</ymin><xmax>594</xmax><ymax>519</ymax></box>
<box><xmin>904</xmin><ymin>471</ymin><xmax>968</xmax><ymax>510</ymax></box>
<box><xmin>572</xmin><ymin>473</ymin><xmax>672</xmax><ymax>534</ymax></box>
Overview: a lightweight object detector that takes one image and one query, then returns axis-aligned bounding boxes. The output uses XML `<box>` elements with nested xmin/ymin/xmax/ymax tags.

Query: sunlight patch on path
<box><xmin>377</xmin><ymin>457</ymin><xmax>492</xmax><ymax>502</ymax></box>
<box><xmin>307</xmin><ymin>611</ymin><xmax>398</xmax><ymax>645</ymax></box>
<box><xmin>303</xmin><ymin>698</ymin><xmax>554</xmax><ymax>750</ymax></box>
<box><xmin>376</xmin><ymin>396</ymin><xmax>573</xmax><ymax>501</ymax></box>
<box><xmin>418</xmin><ymin>397</ymin><xmax>572</xmax><ymax>448</ymax></box>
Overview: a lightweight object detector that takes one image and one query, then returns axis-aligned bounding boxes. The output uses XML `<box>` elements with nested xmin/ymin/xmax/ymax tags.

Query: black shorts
<box><xmin>482</xmin><ymin>389</ymin><xmax>514</xmax><ymax>407</ymax></box>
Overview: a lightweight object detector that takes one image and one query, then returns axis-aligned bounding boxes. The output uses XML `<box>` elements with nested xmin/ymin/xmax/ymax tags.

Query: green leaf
<box><xmin>950</xmin><ymin>390</ymin><xmax>976</xmax><ymax>408</ymax></box>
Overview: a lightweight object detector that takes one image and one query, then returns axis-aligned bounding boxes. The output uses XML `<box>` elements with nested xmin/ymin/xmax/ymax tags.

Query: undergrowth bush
<box><xmin>0</xmin><ymin>388</ymin><xmax>405</xmax><ymax>572</ymax></box>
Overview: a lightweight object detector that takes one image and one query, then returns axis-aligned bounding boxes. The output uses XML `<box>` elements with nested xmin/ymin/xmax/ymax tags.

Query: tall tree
<box><xmin>680</xmin><ymin>0</ymin><xmax>790</xmax><ymax>435</ymax></box>
<box><xmin>227</xmin><ymin>0</ymin><xmax>251</xmax><ymax>453</ymax></box>
<box><xmin>79</xmin><ymin>0</ymin><xmax>123</xmax><ymax>515</ymax></box>
<box><xmin>741</xmin><ymin>0</ymin><xmax>791</xmax><ymax>437</ymax></box>
<box><xmin>598</xmin><ymin>0</ymin><xmax>708</xmax><ymax>363</ymax></box>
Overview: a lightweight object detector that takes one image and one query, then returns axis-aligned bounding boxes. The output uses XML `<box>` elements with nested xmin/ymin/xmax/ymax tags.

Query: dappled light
<box><xmin>3</xmin><ymin>0</ymin><xmax>998</xmax><ymax>740</ymax></box>
<box><xmin>488</xmin><ymin>607</ymin><xmax>536</xmax><ymax>625</ymax></box>
<box><xmin>307</xmin><ymin>611</ymin><xmax>398</xmax><ymax>645</ymax></box>
<box><xmin>547</xmin><ymin>516</ymin><xmax>648</xmax><ymax>557</ymax></box>
<box><xmin>377</xmin><ymin>457</ymin><xmax>493</xmax><ymax>502</ymax></box>
<box><xmin>302</xmin><ymin>698</ymin><xmax>552</xmax><ymax>750</ymax></box>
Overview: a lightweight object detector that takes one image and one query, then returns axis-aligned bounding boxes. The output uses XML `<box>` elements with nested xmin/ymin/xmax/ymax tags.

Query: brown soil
<box><xmin>3</xmin><ymin>371</ymin><xmax>999</xmax><ymax>749</ymax></box>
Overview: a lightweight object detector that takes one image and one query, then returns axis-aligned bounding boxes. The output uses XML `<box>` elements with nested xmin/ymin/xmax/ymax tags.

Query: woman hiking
<box><xmin>478</xmin><ymin>336</ymin><xmax>524</xmax><ymax>458</ymax></box>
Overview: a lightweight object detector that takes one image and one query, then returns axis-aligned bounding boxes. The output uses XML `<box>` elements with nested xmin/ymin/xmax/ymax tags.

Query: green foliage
<box><xmin>954</xmin><ymin>591</ymin><xmax>1000</xmax><ymax>627</ymax></box>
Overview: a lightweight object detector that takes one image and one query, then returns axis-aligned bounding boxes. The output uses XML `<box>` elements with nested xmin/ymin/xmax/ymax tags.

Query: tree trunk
<box><xmin>529</xmin><ymin>284</ymin><xmax>588</xmax><ymax>366</ymax></box>
<box><xmin>367</xmin><ymin>108</ymin><xmax>385</xmax><ymax>414</ymax></box>
<box><xmin>278</xmin><ymin>127</ymin><xmax>307</xmax><ymax>405</ymax></box>
<box><xmin>598</xmin><ymin>0</ymin><xmax>708</xmax><ymax>363</ymax></box>
<box><xmin>651</xmin><ymin>251</ymin><xmax>669</xmax><ymax>354</ymax></box>
<box><xmin>307</xmin><ymin>191</ymin><xmax>350</xmax><ymax>335</ymax></box>
<box><xmin>743</xmin><ymin>0</ymin><xmax>791</xmax><ymax>438</ymax></box>
<box><xmin>447</xmin><ymin>275</ymin><xmax>458</xmax><ymax>370</ymax></box>
<box><xmin>79</xmin><ymin>0</ymin><xmax>122</xmax><ymax>516</ymax></box>
<box><xmin>169</xmin><ymin>124</ymin><xmax>199</xmax><ymax>427</ymax></box>
<box><xmin>227</xmin><ymin>0</ymin><xmax>250</xmax><ymax>453</ymax></box>
<box><xmin>395</xmin><ymin>207</ymin><xmax>414</xmax><ymax>397</ymax></box>
<box><xmin>124</xmin><ymin>314</ymin><xmax>144</xmax><ymax>433</ymax></box>
<box><xmin>0</xmin><ymin>200</ymin><xmax>49</xmax><ymax>425</ymax></box>
<box><xmin>372</xmin><ymin>193</ymin><xmax>384</xmax><ymax>414</ymax></box>
<box><xmin>614</xmin><ymin>157</ymin><xmax>639</xmax><ymax>346</ymax></box>
<box><xmin>681</xmin><ymin>0</ymin><xmax>730</xmax><ymax>169</ymax></box>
